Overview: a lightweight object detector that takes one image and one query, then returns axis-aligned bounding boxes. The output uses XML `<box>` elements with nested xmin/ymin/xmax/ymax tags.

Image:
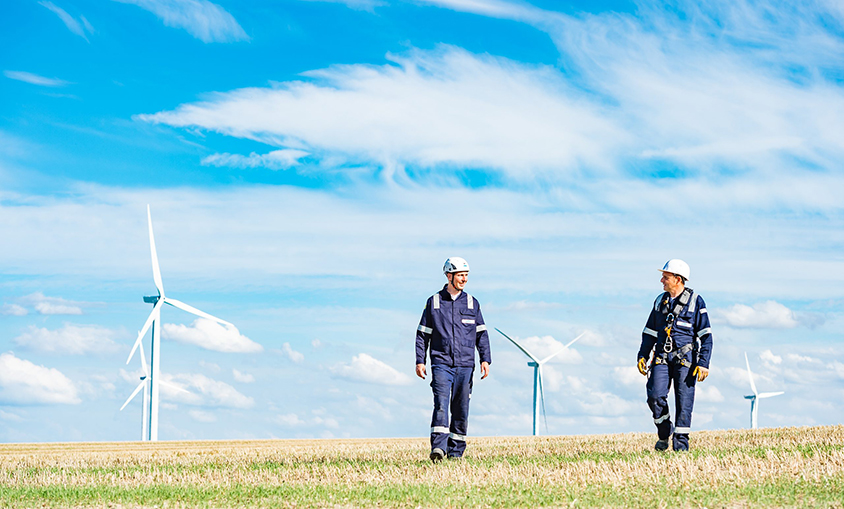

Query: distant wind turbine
<box><xmin>744</xmin><ymin>352</ymin><xmax>784</xmax><ymax>430</ymax></box>
<box><xmin>120</xmin><ymin>330</ymin><xmax>189</xmax><ymax>440</ymax></box>
<box><xmin>495</xmin><ymin>328</ymin><xmax>585</xmax><ymax>436</ymax></box>
<box><xmin>124</xmin><ymin>205</ymin><xmax>234</xmax><ymax>441</ymax></box>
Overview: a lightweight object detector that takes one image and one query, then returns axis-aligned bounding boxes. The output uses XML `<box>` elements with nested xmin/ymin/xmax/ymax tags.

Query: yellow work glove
<box><xmin>637</xmin><ymin>358</ymin><xmax>648</xmax><ymax>376</ymax></box>
<box><xmin>693</xmin><ymin>366</ymin><xmax>709</xmax><ymax>382</ymax></box>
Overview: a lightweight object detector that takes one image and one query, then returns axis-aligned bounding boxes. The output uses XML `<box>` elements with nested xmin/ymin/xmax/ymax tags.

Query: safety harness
<box><xmin>654</xmin><ymin>288</ymin><xmax>695</xmax><ymax>368</ymax></box>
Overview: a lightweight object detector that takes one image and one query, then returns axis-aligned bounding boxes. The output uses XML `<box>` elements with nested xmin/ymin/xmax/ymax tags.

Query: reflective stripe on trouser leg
<box><xmin>672</xmin><ymin>358</ymin><xmax>696</xmax><ymax>451</ymax></box>
<box><xmin>429</xmin><ymin>366</ymin><xmax>453</xmax><ymax>453</ymax></box>
<box><xmin>646</xmin><ymin>363</ymin><xmax>673</xmax><ymax>440</ymax></box>
<box><xmin>447</xmin><ymin>366</ymin><xmax>474</xmax><ymax>458</ymax></box>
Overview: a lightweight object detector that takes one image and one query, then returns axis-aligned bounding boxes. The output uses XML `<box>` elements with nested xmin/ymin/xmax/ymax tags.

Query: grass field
<box><xmin>1</xmin><ymin>426</ymin><xmax>842</xmax><ymax>508</ymax></box>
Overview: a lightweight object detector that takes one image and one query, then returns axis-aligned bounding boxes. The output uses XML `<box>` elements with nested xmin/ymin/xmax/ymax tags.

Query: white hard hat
<box><xmin>443</xmin><ymin>257</ymin><xmax>470</xmax><ymax>274</ymax></box>
<box><xmin>660</xmin><ymin>259</ymin><xmax>690</xmax><ymax>281</ymax></box>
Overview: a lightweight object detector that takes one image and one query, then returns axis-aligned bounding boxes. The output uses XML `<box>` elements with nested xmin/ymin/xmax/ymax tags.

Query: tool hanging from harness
<box><xmin>655</xmin><ymin>288</ymin><xmax>695</xmax><ymax>368</ymax></box>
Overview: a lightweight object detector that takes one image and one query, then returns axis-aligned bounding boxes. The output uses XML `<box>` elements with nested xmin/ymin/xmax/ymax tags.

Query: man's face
<box><xmin>448</xmin><ymin>271</ymin><xmax>469</xmax><ymax>291</ymax></box>
<box><xmin>660</xmin><ymin>271</ymin><xmax>683</xmax><ymax>293</ymax></box>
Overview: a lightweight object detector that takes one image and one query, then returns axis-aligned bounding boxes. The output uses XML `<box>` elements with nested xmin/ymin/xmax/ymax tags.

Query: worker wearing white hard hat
<box><xmin>636</xmin><ymin>259</ymin><xmax>713</xmax><ymax>452</ymax></box>
<box><xmin>415</xmin><ymin>257</ymin><xmax>491</xmax><ymax>462</ymax></box>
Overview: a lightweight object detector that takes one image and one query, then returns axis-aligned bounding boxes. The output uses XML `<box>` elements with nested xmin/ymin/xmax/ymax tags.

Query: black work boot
<box><xmin>654</xmin><ymin>439</ymin><xmax>669</xmax><ymax>451</ymax></box>
<box><xmin>430</xmin><ymin>448</ymin><xmax>445</xmax><ymax>463</ymax></box>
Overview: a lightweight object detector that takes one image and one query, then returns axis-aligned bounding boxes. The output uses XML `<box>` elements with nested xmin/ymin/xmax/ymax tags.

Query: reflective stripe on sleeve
<box><xmin>700</xmin><ymin>308</ymin><xmax>707</xmax><ymax>314</ymax></box>
<box><xmin>431</xmin><ymin>426</ymin><xmax>449</xmax><ymax>434</ymax></box>
<box><xmin>697</xmin><ymin>327</ymin><xmax>711</xmax><ymax>338</ymax></box>
<box><xmin>450</xmin><ymin>433</ymin><xmax>466</xmax><ymax>442</ymax></box>
<box><xmin>643</xmin><ymin>327</ymin><xmax>658</xmax><ymax>337</ymax></box>
<box><xmin>674</xmin><ymin>427</ymin><xmax>691</xmax><ymax>434</ymax></box>
<box><xmin>476</xmin><ymin>324</ymin><xmax>487</xmax><ymax>333</ymax></box>
<box><xmin>654</xmin><ymin>414</ymin><xmax>670</xmax><ymax>424</ymax></box>
<box><xmin>433</xmin><ymin>294</ymin><xmax>440</xmax><ymax>310</ymax></box>
<box><xmin>418</xmin><ymin>324</ymin><xmax>433</xmax><ymax>334</ymax></box>
<box><xmin>467</xmin><ymin>294</ymin><xmax>474</xmax><ymax>309</ymax></box>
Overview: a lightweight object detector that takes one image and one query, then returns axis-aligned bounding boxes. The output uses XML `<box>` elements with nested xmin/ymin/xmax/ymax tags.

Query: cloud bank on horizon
<box><xmin>0</xmin><ymin>0</ymin><xmax>841</xmax><ymax>442</ymax></box>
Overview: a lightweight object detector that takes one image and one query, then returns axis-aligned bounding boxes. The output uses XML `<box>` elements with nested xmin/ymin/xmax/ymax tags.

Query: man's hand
<box><xmin>480</xmin><ymin>361</ymin><xmax>490</xmax><ymax>379</ymax></box>
<box><xmin>637</xmin><ymin>358</ymin><xmax>648</xmax><ymax>376</ymax></box>
<box><xmin>693</xmin><ymin>366</ymin><xmax>709</xmax><ymax>382</ymax></box>
<box><xmin>416</xmin><ymin>363</ymin><xmax>426</xmax><ymax>380</ymax></box>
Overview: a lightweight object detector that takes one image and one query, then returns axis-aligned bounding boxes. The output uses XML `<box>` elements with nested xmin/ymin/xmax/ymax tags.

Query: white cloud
<box><xmin>311</xmin><ymin>339</ymin><xmax>323</xmax><ymax>349</ymax></box>
<box><xmin>613</xmin><ymin>366</ymin><xmax>644</xmax><ymax>387</ymax></box>
<box><xmin>299</xmin><ymin>0</ymin><xmax>385</xmax><ymax>12</ymax></box>
<box><xmin>280</xmin><ymin>342</ymin><xmax>304</xmax><ymax>363</ymax></box>
<box><xmin>4</xmin><ymin>70</ymin><xmax>69</xmax><ymax>87</ymax></box>
<box><xmin>274</xmin><ymin>413</ymin><xmax>305</xmax><ymax>427</ymax></box>
<box><xmin>696</xmin><ymin>385</ymin><xmax>725</xmax><ymax>403</ymax></box>
<box><xmin>114</xmin><ymin>0</ymin><xmax>249</xmax><ymax>43</ymax></box>
<box><xmin>13</xmin><ymin>323</ymin><xmax>119</xmax><ymax>355</ymax></box>
<box><xmin>188</xmin><ymin>409</ymin><xmax>217</xmax><ymax>422</ymax></box>
<box><xmin>232</xmin><ymin>369</ymin><xmax>254</xmax><ymax>383</ymax></box>
<box><xmin>415</xmin><ymin>0</ymin><xmax>549</xmax><ymax>23</ymax></box>
<box><xmin>760</xmin><ymin>350</ymin><xmax>783</xmax><ymax>365</ymax></box>
<box><xmin>0</xmin><ymin>409</ymin><xmax>23</xmax><ymax>422</ymax></box>
<box><xmin>39</xmin><ymin>1</ymin><xmax>93</xmax><ymax>41</ymax></box>
<box><xmin>164</xmin><ymin>373</ymin><xmax>254</xmax><ymax>409</ymax></box>
<box><xmin>500</xmin><ymin>335</ymin><xmax>582</xmax><ymax>364</ymax></box>
<box><xmin>1</xmin><ymin>304</ymin><xmax>27</xmax><ymax>316</ymax></box>
<box><xmin>162</xmin><ymin>318</ymin><xmax>263</xmax><ymax>353</ymax></box>
<box><xmin>19</xmin><ymin>292</ymin><xmax>83</xmax><ymax>315</ymax></box>
<box><xmin>201</xmin><ymin>149</ymin><xmax>309</xmax><ymax>170</ymax></box>
<box><xmin>0</xmin><ymin>352</ymin><xmax>80</xmax><ymax>405</ymax></box>
<box><xmin>717</xmin><ymin>301</ymin><xmax>799</xmax><ymax>328</ymax></box>
<box><xmin>330</xmin><ymin>353</ymin><xmax>412</xmax><ymax>386</ymax></box>
<box><xmin>199</xmin><ymin>360</ymin><xmax>221</xmax><ymax>372</ymax></box>
<box><xmin>139</xmin><ymin>46</ymin><xmax>625</xmax><ymax>179</ymax></box>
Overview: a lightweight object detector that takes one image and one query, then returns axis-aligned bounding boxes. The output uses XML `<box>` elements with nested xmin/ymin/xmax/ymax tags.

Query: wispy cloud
<box><xmin>713</xmin><ymin>300</ymin><xmax>800</xmax><ymax>329</ymax></box>
<box><xmin>0</xmin><ymin>352</ymin><xmax>80</xmax><ymax>405</ymax></box>
<box><xmin>139</xmin><ymin>46</ymin><xmax>624</xmax><ymax>180</ymax></box>
<box><xmin>13</xmin><ymin>323</ymin><xmax>119</xmax><ymax>355</ymax></box>
<box><xmin>299</xmin><ymin>0</ymin><xmax>385</xmax><ymax>11</ymax></box>
<box><xmin>330</xmin><ymin>353</ymin><xmax>412</xmax><ymax>386</ymax></box>
<box><xmin>114</xmin><ymin>0</ymin><xmax>249</xmax><ymax>43</ymax></box>
<box><xmin>4</xmin><ymin>70</ymin><xmax>70</xmax><ymax>87</ymax></box>
<box><xmin>279</xmin><ymin>343</ymin><xmax>304</xmax><ymax>363</ymax></box>
<box><xmin>1</xmin><ymin>304</ymin><xmax>28</xmax><ymax>316</ymax></box>
<box><xmin>232</xmin><ymin>369</ymin><xmax>254</xmax><ymax>383</ymax></box>
<box><xmin>39</xmin><ymin>1</ymin><xmax>94</xmax><ymax>41</ymax></box>
<box><xmin>201</xmin><ymin>149</ymin><xmax>308</xmax><ymax>170</ymax></box>
<box><xmin>162</xmin><ymin>318</ymin><xmax>263</xmax><ymax>353</ymax></box>
<box><xmin>19</xmin><ymin>292</ymin><xmax>84</xmax><ymax>315</ymax></box>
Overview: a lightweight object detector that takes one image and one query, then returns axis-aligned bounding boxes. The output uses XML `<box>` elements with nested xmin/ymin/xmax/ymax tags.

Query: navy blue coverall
<box><xmin>637</xmin><ymin>289</ymin><xmax>713</xmax><ymax>451</ymax></box>
<box><xmin>416</xmin><ymin>285</ymin><xmax>492</xmax><ymax>457</ymax></box>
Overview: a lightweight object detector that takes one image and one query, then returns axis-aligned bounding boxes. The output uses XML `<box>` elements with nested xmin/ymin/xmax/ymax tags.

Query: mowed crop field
<box><xmin>1</xmin><ymin>426</ymin><xmax>843</xmax><ymax>508</ymax></box>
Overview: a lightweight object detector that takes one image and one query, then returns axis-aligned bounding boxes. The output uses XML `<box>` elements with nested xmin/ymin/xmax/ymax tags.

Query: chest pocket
<box><xmin>459</xmin><ymin>309</ymin><xmax>477</xmax><ymax>340</ymax></box>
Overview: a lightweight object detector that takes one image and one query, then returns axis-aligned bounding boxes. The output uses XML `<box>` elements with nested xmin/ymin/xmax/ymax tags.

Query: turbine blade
<box><xmin>147</xmin><ymin>205</ymin><xmax>165</xmax><ymax>298</ymax></box>
<box><xmin>160</xmin><ymin>380</ymin><xmax>191</xmax><ymax>394</ymax></box>
<box><xmin>126</xmin><ymin>300</ymin><xmax>162</xmax><ymax>364</ymax></box>
<box><xmin>745</xmin><ymin>352</ymin><xmax>758</xmax><ymax>396</ymax></box>
<box><xmin>538</xmin><ymin>365</ymin><xmax>548</xmax><ymax>434</ymax></box>
<box><xmin>758</xmin><ymin>391</ymin><xmax>784</xmax><ymax>398</ymax></box>
<box><xmin>164</xmin><ymin>298</ymin><xmax>232</xmax><ymax>327</ymax></box>
<box><xmin>494</xmin><ymin>328</ymin><xmax>540</xmax><ymax>363</ymax></box>
<box><xmin>120</xmin><ymin>381</ymin><xmax>145</xmax><ymax>411</ymax></box>
<box><xmin>539</xmin><ymin>331</ymin><xmax>586</xmax><ymax>365</ymax></box>
<box><xmin>138</xmin><ymin>337</ymin><xmax>149</xmax><ymax>376</ymax></box>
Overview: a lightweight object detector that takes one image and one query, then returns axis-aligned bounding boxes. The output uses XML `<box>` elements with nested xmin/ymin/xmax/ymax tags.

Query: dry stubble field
<box><xmin>0</xmin><ymin>425</ymin><xmax>843</xmax><ymax>508</ymax></box>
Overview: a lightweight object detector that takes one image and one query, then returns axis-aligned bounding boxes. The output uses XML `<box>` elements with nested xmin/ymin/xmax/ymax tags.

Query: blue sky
<box><xmin>1</xmin><ymin>0</ymin><xmax>843</xmax><ymax>442</ymax></box>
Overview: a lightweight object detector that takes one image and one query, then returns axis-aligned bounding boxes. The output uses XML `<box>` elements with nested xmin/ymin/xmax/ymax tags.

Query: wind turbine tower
<box><xmin>744</xmin><ymin>352</ymin><xmax>784</xmax><ymax>429</ymax></box>
<box><xmin>495</xmin><ymin>328</ymin><xmax>585</xmax><ymax>436</ymax></box>
<box><xmin>123</xmin><ymin>205</ymin><xmax>235</xmax><ymax>441</ymax></box>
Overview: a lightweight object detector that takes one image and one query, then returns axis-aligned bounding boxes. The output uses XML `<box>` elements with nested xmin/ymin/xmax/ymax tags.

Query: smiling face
<box><xmin>446</xmin><ymin>271</ymin><xmax>468</xmax><ymax>292</ymax></box>
<box><xmin>660</xmin><ymin>270</ymin><xmax>685</xmax><ymax>296</ymax></box>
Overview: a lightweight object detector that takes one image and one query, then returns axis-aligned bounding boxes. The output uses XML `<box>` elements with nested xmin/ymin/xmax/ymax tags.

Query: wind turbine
<box><xmin>744</xmin><ymin>352</ymin><xmax>784</xmax><ymax>429</ymax></box>
<box><xmin>124</xmin><ymin>205</ymin><xmax>234</xmax><ymax>441</ymax></box>
<box><xmin>120</xmin><ymin>331</ymin><xmax>190</xmax><ymax>440</ymax></box>
<box><xmin>495</xmin><ymin>328</ymin><xmax>585</xmax><ymax>436</ymax></box>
